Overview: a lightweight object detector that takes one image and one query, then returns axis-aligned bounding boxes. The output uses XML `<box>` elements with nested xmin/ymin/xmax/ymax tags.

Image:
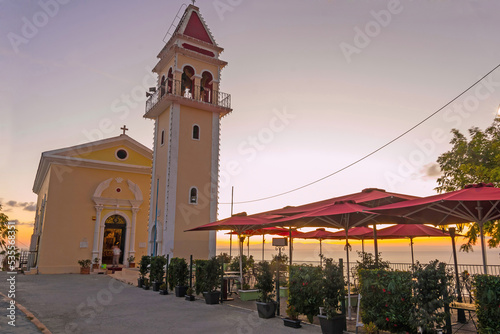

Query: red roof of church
<box><xmin>183</xmin><ymin>11</ymin><xmax>213</xmax><ymax>45</ymax></box>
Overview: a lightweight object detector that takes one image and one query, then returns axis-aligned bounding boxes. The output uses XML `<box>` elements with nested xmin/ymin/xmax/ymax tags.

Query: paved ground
<box><xmin>0</xmin><ymin>271</ymin><xmax>320</xmax><ymax>334</ymax></box>
<box><xmin>0</xmin><ymin>270</ymin><xmax>479</xmax><ymax>333</ymax></box>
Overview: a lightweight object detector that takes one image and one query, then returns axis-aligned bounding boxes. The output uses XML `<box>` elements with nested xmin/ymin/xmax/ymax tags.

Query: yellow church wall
<box><xmin>71</xmin><ymin>146</ymin><xmax>151</xmax><ymax>166</ymax></box>
<box><xmin>172</xmin><ymin>104</ymin><xmax>214</xmax><ymax>260</ymax></box>
<box><xmin>36</xmin><ymin>165</ymin><xmax>150</xmax><ymax>274</ymax></box>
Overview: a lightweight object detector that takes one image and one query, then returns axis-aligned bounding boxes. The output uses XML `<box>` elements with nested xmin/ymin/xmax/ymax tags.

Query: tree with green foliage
<box><xmin>0</xmin><ymin>205</ymin><xmax>12</xmax><ymax>251</ymax></box>
<box><xmin>435</xmin><ymin>119</ymin><xmax>500</xmax><ymax>251</ymax></box>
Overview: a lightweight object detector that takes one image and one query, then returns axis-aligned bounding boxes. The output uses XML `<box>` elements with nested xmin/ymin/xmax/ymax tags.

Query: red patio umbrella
<box><xmin>328</xmin><ymin>226</ymin><xmax>374</xmax><ymax>253</ymax></box>
<box><xmin>372</xmin><ymin>183</ymin><xmax>500</xmax><ymax>274</ymax></box>
<box><xmin>368</xmin><ymin>224</ymin><xmax>452</xmax><ymax>267</ymax></box>
<box><xmin>227</xmin><ymin>227</ymin><xmax>290</xmax><ymax>261</ymax></box>
<box><xmin>294</xmin><ymin>228</ymin><xmax>338</xmax><ymax>266</ymax></box>
<box><xmin>270</xmin><ymin>200</ymin><xmax>410</xmax><ymax>318</ymax></box>
<box><xmin>186</xmin><ymin>215</ymin><xmax>275</xmax><ymax>282</ymax></box>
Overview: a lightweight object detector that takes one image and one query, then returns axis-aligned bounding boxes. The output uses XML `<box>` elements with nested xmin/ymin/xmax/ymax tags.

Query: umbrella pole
<box><xmin>289</xmin><ymin>227</ymin><xmax>293</xmax><ymax>266</ymax></box>
<box><xmin>247</xmin><ymin>236</ymin><xmax>250</xmax><ymax>257</ymax></box>
<box><xmin>450</xmin><ymin>228</ymin><xmax>466</xmax><ymax>323</ymax></box>
<box><xmin>361</xmin><ymin>239</ymin><xmax>365</xmax><ymax>254</ymax></box>
<box><xmin>373</xmin><ymin>224</ymin><xmax>379</xmax><ymax>265</ymax></box>
<box><xmin>319</xmin><ymin>239</ymin><xmax>322</xmax><ymax>267</ymax></box>
<box><xmin>229</xmin><ymin>233</ymin><xmax>232</xmax><ymax>259</ymax></box>
<box><xmin>345</xmin><ymin>228</ymin><xmax>352</xmax><ymax>320</ymax></box>
<box><xmin>262</xmin><ymin>235</ymin><xmax>265</xmax><ymax>262</ymax></box>
<box><xmin>410</xmin><ymin>237</ymin><xmax>414</xmax><ymax>269</ymax></box>
<box><xmin>239</xmin><ymin>235</ymin><xmax>244</xmax><ymax>285</ymax></box>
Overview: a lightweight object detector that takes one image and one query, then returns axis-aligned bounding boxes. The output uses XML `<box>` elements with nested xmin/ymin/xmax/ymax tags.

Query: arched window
<box><xmin>189</xmin><ymin>187</ymin><xmax>198</xmax><ymax>204</ymax></box>
<box><xmin>201</xmin><ymin>71</ymin><xmax>213</xmax><ymax>103</ymax></box>
<box><xmin>160</xmin><ymin>75</ymin><xmax>166</xmax><ymax>97</ymax></box>
<box><xmin>181</xmin><ymin>66</ymin><xmax>195</xmax><ymax>98</ymax></box>
<box><xmin>167</xmin><ymin>67</ymin><xmax>173</xmax><ymax>94</ymax></box>
<box><xmin>192</xmin><ymin>125</ymin><xmax>200</xmax><ymax>140</ymax></box>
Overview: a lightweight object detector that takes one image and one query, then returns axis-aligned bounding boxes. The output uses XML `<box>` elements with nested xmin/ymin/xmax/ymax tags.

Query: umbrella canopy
<box><xmin>328</xmin><ymin>226</ymin><xmax>374</xmax><ymax>253</ymax></box>
<box><xmin>368</xmin><ymin>224</ymin><xmax>452</xmax><ymax>267</ymax></box>
<box><xmin>294</xmin><ymin>228</ymin><xmax>339</xmax><ymax>265</ymax></box>
<box><xmin>372</xmin><ymin>183</ymin><xmax>500</xmax><ymax>273</ymax></box>
<box><xmin>270</xmin><ymin>200</ymin><xmax>411</xmax><ymax>319</ymax></box>
<box><xmin>226</xmin><ymin>227</ymin><xmax>290</xmax><ymax>261</ymax></box>
<box><xmin>186</xmin><ymin>215</ymin><xmax>275</xmax><ymax>282</ymax></box>
<box><xmin>265</xmin><ymin>188</ymin><xmax>418</xmax><ymax>216</ymax></box>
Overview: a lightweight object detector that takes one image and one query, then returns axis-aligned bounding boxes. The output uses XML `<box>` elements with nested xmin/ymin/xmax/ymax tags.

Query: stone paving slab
<box><xmin>0</xmin><ymin>272</ymin><xmax>319</xmax><ymax>334</ymax></box>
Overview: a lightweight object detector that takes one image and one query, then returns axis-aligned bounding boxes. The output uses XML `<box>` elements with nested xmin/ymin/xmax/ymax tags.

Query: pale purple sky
<box><xmin>2</xmin><ymin>0</ymin><xmax>500</xmax><ymax>227</ymax></box>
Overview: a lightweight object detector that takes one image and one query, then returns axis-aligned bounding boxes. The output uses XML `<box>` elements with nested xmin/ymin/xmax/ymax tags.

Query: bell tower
<box><xmin>144</xmin><ymin>4</ymin><xmax>232</xmax><ymax>260</ymax></box>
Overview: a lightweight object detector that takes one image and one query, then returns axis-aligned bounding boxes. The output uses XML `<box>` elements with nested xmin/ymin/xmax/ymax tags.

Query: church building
<box><xmin>28</xmin><ymin>132</ymin><xmax>152</xmax><ymax>274</ymax></box>
<box><xmin>144</xmin><ymin>4</ymin><xmax>232</xmax><ymax>260</ymax></box>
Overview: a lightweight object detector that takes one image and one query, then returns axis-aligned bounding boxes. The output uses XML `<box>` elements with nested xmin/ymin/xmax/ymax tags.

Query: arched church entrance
<box><xmin>102</xmin><ymin>215</ymin><xmax>126</xmax><ymax>265</ymax></box>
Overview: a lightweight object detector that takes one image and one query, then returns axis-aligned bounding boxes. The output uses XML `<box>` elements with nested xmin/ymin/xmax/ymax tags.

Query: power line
<box><xmin>221</xmin><ymin>63</ymin><xmax>500</xmax><ymax>205</ymax></box>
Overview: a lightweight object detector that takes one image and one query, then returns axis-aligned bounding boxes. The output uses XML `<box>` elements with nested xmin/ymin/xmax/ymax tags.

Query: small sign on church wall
<box><xmin>80</xmin><ymin>238</ymin><xmax>88</xmax><ymax>248</ymax></box>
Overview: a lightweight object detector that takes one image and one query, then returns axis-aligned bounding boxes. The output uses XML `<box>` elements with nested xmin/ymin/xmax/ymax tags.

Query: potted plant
<box><xmin>159</xmin><ymin>283</ymin><xmax>168</xmax><ymax>295</ymax></box>
<box><xmin>194</xmin><ymin>259</ymin><xmax>209</xmax><ymax>296</ymax></box>
<box><xmin>138</xmin><ymin>255</ymin><xmax>150</xmax><ymax>288</ymax></box>
<box><xmin>202</xmin><ymin>256</ymin><xmax>223</xmax><ymax>304</ymax></box>
<box><xmin>255</xmin><ymin>261</ymin><xmax>276</xmax><ymax>318</ymax></box>
<box><xmin>143</xmin><ymin>278</ymin><xmax>150</xmax><ymax>290</ymax></box>
<box><xmin>288</xmin><ymin>264</ymin><xmax>323</xmax><ymax>324</ymax></box>
<box><xmin>185</xmin><ymin>287</ymin><xmax>195</xmax><ymax>301</ymax></box>
<box><xmin>92</xmin><ymin>257</ymin><xmax>99</xmax><ymax>270</ymax></box>
<box><xmin>78</xmin><ymin>259</ymin><xmax>92</xmax><ymax>274</ymax></box>
<box><xmin>318</xmin><ymin>258</ymin><xmax>346</xmax><ymax>334</ymax></box>
<box><xmin>150</xmin><ymin>256</ymin><xmax>167</xmax><ymax>292</ymax></box>
<box><xmin>239</xmin><ymin>282</ymin><xmax>260</xmax><ymax>301</ymax></box>
<box><xmin>283</xmin><ymin>304</ymin><xmax>301</xmax><ymax>328</ymax></box>
<box><xmin>168</xmin><ymin>257</ymin><xmax>189</xmax><ymax>297</ymax></box>
<box><xmin>127</xmin><ymin>255</ymin><xmax>135</xmax><ymax>268</ymax></box>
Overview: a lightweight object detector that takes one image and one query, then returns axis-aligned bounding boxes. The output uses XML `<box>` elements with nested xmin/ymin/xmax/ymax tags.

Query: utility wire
<box><xmin>221</xmin><ymin>63</ymin><xmax>500</xmax><ymax>205</ymax></box>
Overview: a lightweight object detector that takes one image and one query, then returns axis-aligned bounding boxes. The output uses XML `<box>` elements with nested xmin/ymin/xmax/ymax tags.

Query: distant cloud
<box><xmin>420</xmin><ymin>163</ymin><xmax>442</xmax><ymax>181</ymax></box>
<box><xmin>2</xmin><ymin>200</ymin><xmax>36</xmax><ymax>212</ymax></box>
<box><xmin>8</xmin><ymin>219</ymin><xmax>34</xmax><ymax>227</ymax></box>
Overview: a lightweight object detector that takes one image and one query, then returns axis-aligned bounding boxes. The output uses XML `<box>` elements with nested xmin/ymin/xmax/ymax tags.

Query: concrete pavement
<box><xmin>0</xmin><ymin>271</ymin><xmax>320</xmax><ymax>334</ymax></box>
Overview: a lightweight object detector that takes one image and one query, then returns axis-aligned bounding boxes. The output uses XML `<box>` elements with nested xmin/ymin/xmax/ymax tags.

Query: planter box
<box><xmin>92</xmin><ymin>264</ymin><xmax>99</xmax><ymax>270</ymax></box>
<box><xmin>152</xmin><ymin>282</ymin><xmax>161</xmax><ymax>292</ymax></box>
<box><xmin>159</xmin><ymin>290</ymin><xmax>168</xmax><ymax>295</ymax></box>
<box><xmin>175</xmin><ymin>286</ymin><xmax>188</xmax><ymax>298</ymax></box>
<box><xmin>256</xmin><ymin>301</ymin><xmax>276</xmax><ymax>319</ymax></box>
<box><xmin>283</xmin><ymin>318</ymin><xmax>301</xmax><ymax>328</ymax></box>
<box><xmin>203</xmin><ymin>291</ymin><xmax>221</xmax><ymax>304</ymax></box>
<box><xmin>345</xmin><ymin>294</ymin><xmax>359</xmax><ymax>308</ymax></box>
<box><xmin>143</xmin><ymin>285</ymin><xmax>150</xmax><ymax>290</ymax></box>
<box><xmin>129</xmin><ymin>263</ymin><xmax>135</xmax><ymax>268</ymax></box>
<box><xmin>318</xmin><ymin>314</ymin><xmax>346</xmax><ymax>334</ymax></box>
<box><xmin>185</xmin><ymin>295</ymin><xmax>195</xmax><ymax>301</ymax></box>
<box><xmin>239</xmin><ymin>289</ymin><xmax>259</xmax><ymax>301</ymax></box>
<box><xmin>80</xmin><ymin>268</ymin><xmax>90</xmax><ymax>275</ymax></box>
<box><xmin>137</xmin><ymin>278</ymin><xmax>144</xmax><ymax>288</ymax></box>
<box><xmin>279</xmin><ymin>286</ymin><xmax>289</xmax><ymax>298</ymax></box>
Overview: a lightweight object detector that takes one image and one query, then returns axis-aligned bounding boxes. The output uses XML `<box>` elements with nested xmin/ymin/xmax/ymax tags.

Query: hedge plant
<box><xmin>322</xmin><ymin>258</ymin><xmax>346</xmax><ymax>319</ymax></box>
<box><xmin>255</xmin><ymin>261</ymin><xmax>274</xmax><ymax>302</ymax></box>
<box><xmin>359</xmin><ymin>269</ymin><xmax>414</xmax><ymax>333</ymax></box>
<box><xmin>473</xmin><ymin>274</ymin><xmax>500</xmax><ymax>334</ymax></box>
<box><xmin>411</xmin><ymin>260</ymin><xmax>453</xmax><ymax>333</ymax></box>
<box><xmin>150</xmin><ymin>255</ymin><xmax>168</xmax><ymax>284</ymax></box>
<box><xmin>139</xmin><ymin>255</ymin><xmax>150</xmax><ymax>279</ymax></box>
<box><xmin>194</xmin><ymin>259</ymin><xmax>209</xmax><ymax>295</ymax></box>
<box><xmin>289</xmin><ymin>264</ymin><xmax>323</xmax><ymax>323</ymax></box>
<box><xmin>167</xmin><ymin>257</ymin><xmax>189</xmax><ymax>290</ymax></box>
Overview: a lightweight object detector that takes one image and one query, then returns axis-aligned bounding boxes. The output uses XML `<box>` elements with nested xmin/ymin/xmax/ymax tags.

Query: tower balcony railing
<box><xmin>145</xmin><ymin>78</ymin><xmax>231</xmax><ymax>114</ymax></box>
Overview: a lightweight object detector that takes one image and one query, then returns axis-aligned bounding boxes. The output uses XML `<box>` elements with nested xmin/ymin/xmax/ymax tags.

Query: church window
<box><xmin>116</xmin><ymin>149</ymin><xmax>128</xmax><ymax>160</ymax></box>
<box><xmin>192</xmin><ymin>125</ymin><xmax>200</xmax><ymax>140</ymax></box>
<box><xmin>189</xmin><ymin>187</ymin><xmax>198</xmax><ymax>204</ymax></box>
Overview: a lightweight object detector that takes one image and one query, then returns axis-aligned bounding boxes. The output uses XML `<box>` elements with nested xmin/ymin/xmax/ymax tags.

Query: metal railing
<box><xmin>145</xmin><ymin>78</ymin><xmax>231</xmax><ymax>114</ymax></box>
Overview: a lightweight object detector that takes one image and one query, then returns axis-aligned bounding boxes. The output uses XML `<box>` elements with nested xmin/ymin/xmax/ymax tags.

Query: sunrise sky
<box><xmin>2</xmin><ymin>1</ymin><xmax>500</xmax><ymax>263</ymax></box>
